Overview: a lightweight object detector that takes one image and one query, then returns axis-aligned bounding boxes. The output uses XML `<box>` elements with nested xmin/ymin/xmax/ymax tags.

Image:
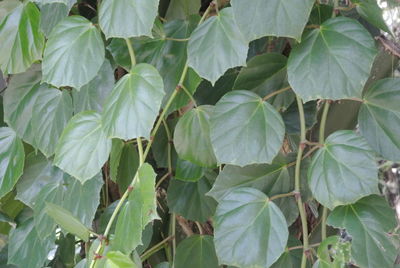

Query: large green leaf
<box><xmin>8</xmin><ymin>218</ymin><xmax>54</xmax><ymax>268</ymax></box>
<box><xmin>287</xmin><ymin>17</ymin><xmax>377</xmax><ymax>102</ymax></box>
<box><xmin>3</xmin><ymin>65</ymin><xmax>41</xmax><ymax>145</ymax></box>
<box><xmin>187</xmin><ymin>7</ymin><xmax>248</xmax><ymax>84</ymax></box>
<box><xmin>308</xmin><ymin>130</ymin><xmax>379</xmax><ymax>210</ymax></box>
<box><xmin>45</xmin><ymin>203</ymin><xmax>90</xmax><ymax>242</ymax></box>
<box><xmin>210</xmin><ymin>90</ymin><xmax>285</xmax><ymax>166</ymax></box>
<box><xmin>72</xmin><ymin>60</ymin><xmax>115</xmax><ymax>114</ymax></box>
<box><xmin>99</xmin><ymin>0</ymin><xmax>159</xmax><ymax>39</ymax></box>
<box><xmin>102</xmin><ymin>63</ymin><xmax>165</xmax><ymax>140</ymax></box>
<box><xmin>0</xmin><ymin>128</ymin><xmax>24</xmax><ymax>199</ymax></box>
<box><xmin>230</xmin><ymin>0</ymin><xmax>314</xmax><ymax>41</ymax></box>
<box><xmin>42</xmin><ymin>15</ymin><xmax>105</xmax><ymax>88</ymax></box>
<box><xmin>0</xmin><ymin>2</ymin><xmax>44</xmax><ymax>74</ymax></box>
<box><xmin>233</xmin><ymin>53</ymin><xmax>294</xmax><ymax>111</ymax></box>
<box><xmin>352</xmin><ymin>0</ymin><xmax>390</xmax><ymax>33</ymax></box>
<box><xmin>175</xmin><ymin>158</ymin><xmax>204</xmax><ymax>182</ymax></box>
<box><xmin>358</xmin><ymin>78</ymin><xmax>400</xmax><ymax>161</ymax></box>
<box><xmin>327</xmin><ymin>195</ymin><xmax>398</xmax><ymax>268</ymax></box>
<box><xmin>165</xmin><ymin>0</ymin><xmax>200</xmax><ymax>20</ymax></box>
<box><xmin>39</xmin><ymin>3</ymin><xmax>69</xmax><ymax>37</ymax></box>
<box><xmin>31</xmin><ymin>87</ymin><xmax>73</xmax><ymax>157</ymax></box>
<box><xmin>208</xmin><ymin>155</ymin><xmax>298</xmax><ymax>226</ymax></box>
<box><xmin>54</xmin><ymin>111</ymin><xmax>112</xmax><ymax>183</ymax></box>
<box><xmin>113</xmin><ymin>163</ymin><xmax>158</xmax><ymax>254</ymax></box>
<box><xmin>173</xmin><ymin>105</ymin><xmax>217</xmax><ymax>168</ymax></box>
<box><xmin>175</xmin><ymin>235</ymin><xmax>219</xmax><ymax>268</ymax></box>
<box><xmin>214</xmin><ymin>187</ymin><xmax>288</xmax><ymax>268</ymax></box>
<box><xmin>167</xmin><ymin>173</ymin><xmax>217</xmax><ymax>222</ymax></box>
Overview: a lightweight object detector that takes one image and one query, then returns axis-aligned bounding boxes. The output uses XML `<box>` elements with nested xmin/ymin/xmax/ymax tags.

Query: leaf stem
<box><xmin>137</xmin><ymin>137</ymin><xmax>144</xmax><ymax>165</ymax></box>
<box><xmin>164</xmin><ymin>37</ymin><xmax>190</xmax><ymax>42</ymax></box>
<box><xmin>262</xmin><ymin>86</ymin><xmax>291</xmax><ymax>101</ymax></box>
<box><xmin>294</xmin><ymin>95</ymin><xmax>309</xmax><ymax>268</ymax></box>
<box><xmin>140</xmin><ymin>235</ymin><xmax>175</xmax><ymax>261</ymax></box>
<box><xmin>181</xmin><ymin>85</ymin><xmax>198</xmax><ymax>107</ymax></box>
<box><xmin>89</xmin><ymin>6</ymin><xmax>214</xmax><ymax>267</ymax></box>
<box><xmin>319</xmin><ymin>101</ymin><xmax>330</xmax><ymax>241</ymax></box>
<box><xmin>125</xmin><ymin>38</ymin><xmax>136</xmax><ymax>68</ymax></box>
<box><xmin>269</xmin><ymin>192</ymin><xmax>295</xmax><ymax>201</ymax></box>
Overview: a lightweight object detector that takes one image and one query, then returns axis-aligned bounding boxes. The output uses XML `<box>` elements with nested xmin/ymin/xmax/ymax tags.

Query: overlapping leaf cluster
<box><xmin>0</xmin><ymin>0</ymin><xmax>399</xmax><ymax>267</ymax></box>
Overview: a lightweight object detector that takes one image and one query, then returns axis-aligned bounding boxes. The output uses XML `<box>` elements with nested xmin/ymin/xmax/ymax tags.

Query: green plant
<box><xmin>0</xmin><ymin>0</ymin><xmax>399</xmax><ymax>267</ymax></box>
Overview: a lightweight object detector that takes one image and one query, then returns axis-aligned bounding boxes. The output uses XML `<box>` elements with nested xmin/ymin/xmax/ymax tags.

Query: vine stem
<box><xmin>140</xmin><ymin>235</ymin><xmax>175</xmax><ymax>261</ymax></box>
<box><xmin>89</xmin><ymin>5</ymin><xmax>214</xmax><ymax>267</ymax></box>
<box><xmin>269</xmin><ymin>192</ymin><xmax>295</xmax><ymax>201</ymax></box>
<box><xmin>319</xmin><ymin>101</ymin><xmax>330</xmax><ymax>241</ymax></box>
<box><xmin>295</xmin><ymin>95</ymin><xmax>309</xmax><ymax>268</ymax></box>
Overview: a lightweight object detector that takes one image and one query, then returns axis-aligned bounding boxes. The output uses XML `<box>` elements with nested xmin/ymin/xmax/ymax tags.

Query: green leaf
<box><xmin>8</xmin><ymin>218</ymin><xmax>54</xmax><ymax>268</ymax></box>
<box><xmin>165</xmin><ymin>0</ymin><xmax>200</xmax><ymax>20</ymax></box>
<box><xmin>99</xmin><ymin>0</ymin><xmax>159</xmax><ymax>39</ymax></box>
<box><xmin>3</xmin><ymin>65</ymin><xmax>41</xmax><ymax>145</ymax></box>
<box><xmin>173</xmin><ymin>105</ymin><xmax>217</xmax><ymax>168</ymax></box>
<box><xmin>102</xmin><ymin>63</ymin><xmax>165</xmax><ymax>140</ymax></box>
<box><xmin>167</xmin><ymin>173</ymin><xmax>217</xmax><ymax>222</ymax></box>
<box><xmin>54</xmin><ymin>111</ymin><xmax>112</xmax><ymax>183</ymax></box>
<box><xmin>0</xmin><ymin>2</ymin><xmax>44</xmax><ymax>74</ymax></box>
<box><xmin>230</xmin><ymin>0</ymin><xmax>314</xmax><ymax>41</ymax></box>
<box><xmin>352</xmin><ymin>0</ymin><xmax>391</xmax><ymax>33</ymax></box>
<box><xmin>175</xmin><ymin>158</ymin><xmax>204</xmax><ymax>182</ymax></box>
<box><xmin>152</xmin><ymin>118</ymin><xmax>178</xmax><ymax>169</ymax></box>
<box><xmin>308</xmin><ymin>130</ymin><xmax>379</xmax><ymax>210</ymax></box>
<box><xmin>187</xmin><ymin>7</ymin><xmax>248</xmax><ymax>84</ymax></box>
<box><xmin>72</xmin><ymin>60</ymin><xmax>115</xmax><ymax>114</ymax></box>
<box><xmin>214</xmin><ymin>187</ymin><xmax>288</xmax><ymax>268</ymax></box>
<box><xmin>287</xmin><ymin>17</ymin><xmax>377</xmax><ymax>102</ymax></box>
<box><xmin>105</xmin><ymin>251</ymin><xmax>138</xmax><ymax>268</ymax></box>
<box><xmin>270</xmin><ymin>236</ymin><xmax>304</xmax><ymax>268</ymax></box>
<box><xmin>107</xmin><ymin>38</ymin><xmax>131</xmax><ymax>70</ymax></box>
<box><xmin>39</xmin><ymin>3</ymin><xmax>69</xmax><ymax>37</ymax></box>
<box><xmin>110</xmin><ymin>139</ymin><xmax>125</xmax><ymax>182</ymax></box>
<box><xmin>327</xmin><ymin>195</ymin><xmax>398</xmax><ymax>268</ymax></box>
<box><xmin>42</xmin><ymin>15</ymin><xmax>105</xmax><ymax>88</ymax></box>
<box><xmin>113</xmin><ymin>163</ymin><xmax>158</xmax><ymax>254</ymax></box>
<box><xmin>233</xmin><ymin>53</ymin><xmax>294</xmax><ymax>111</ymax></box>
<box><xmin>314</xmin><ymin>236</ymin><xmax>351</xmax><ymax>268</ymax></box>
<box><xmin>114</xmin><ymin>143</ymin><xmax>139</xmax><ymax>192</ymax></box>
<box><xmin>45</xmin><ymin>203</ymin><xmax>90</xmax><ymax>242</ymax></box>
<box><xmin>175</xmin><ymin>235</ymin><xmax>219</xmax><ymax>268</ymax></box>
<box><xmin>31</xmin><ymin>86</ymin><xmax>73</xmax><ymax>157</ymax></box>
<box><xmin>283</xmin><ymin>101</ymin><xmax>317</xmax><ymax>134</ymax></box>
<box><xmin>359</xmin><ymin>78</ymin><xmax>400</xmax><ymax>161</ymax></box>
<box><xmin>208</xmin><ymin>155</ymin><xmax>298</xmax><ymax>226</ymax></box>
<box><xmin>0</xmin><ymin>127</ymin><xmax>24</xmax><ymax>199</ymax></box>
<box><xmin>210</xmin><ymin>90</ymin><xmax>285</xmax><ymax>166</ymax></box>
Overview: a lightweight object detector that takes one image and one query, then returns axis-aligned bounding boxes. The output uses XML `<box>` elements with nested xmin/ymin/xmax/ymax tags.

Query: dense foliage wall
<box><xmin>0</xmin><ymin>0</ymin><xmax>399</xmax><ymax>267</ymax></box>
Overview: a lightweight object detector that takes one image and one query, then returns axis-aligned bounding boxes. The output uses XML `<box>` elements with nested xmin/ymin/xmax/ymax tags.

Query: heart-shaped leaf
<box><xmin>210</xmin><ymin>90</ymin><xmax>285</xmax><ymax>166</ymax></box>
<box><xmin>214</xmin><ymin>187</ymin><xmax>288</xmax><ymax>268</ymax></box>
<box><xmin>288</xmin><ymin>17</ymin><xmax>377</xmax><ymax>102</ymax></box>
<box><xmin>102</xmin><ymin>63</ymin><xmax>165</xmax><ymax>140</ymax></box>
<box><xmin>42</xmin><ymin>16</ymin><xmax>105</xmax><ymax>88</ymax></box>
<box><xmin>308</xmin><ymin>130</ymin><xmax>379</xmax><ymax>210</ymax></box>
<box><xmin>188</xmin><ymin>7</ymin><xmax>248</xmax><ymax>84</ymax></box>
<box><xmin>54</xmin><ymin>111</ymin><xmax>112</xmax><ymax>183</ymax></box>
<box><xmin>175</xmin><ymin>235</ymin><xmax>219</xmax><ymax>268</ymax></box>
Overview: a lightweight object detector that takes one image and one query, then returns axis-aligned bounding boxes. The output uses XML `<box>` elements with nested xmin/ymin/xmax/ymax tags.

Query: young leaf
<box><xmin>3</xmin><ymin>65</ymin><xmax>42</xmax><ymax>145</ymax></box>
<box><xmin>175</xmin><ymin>235</ymin><xmax>219</xmax><ymax>268</ymax></box>
<box><xmin>72</xmin><ymin>60</ymin><xmax>115</xmax><ymax>114</ymax></box>
<box><xmin>0</xmin><ymin>127</ymin><xmax>24</xmax><ymax>199</ymax></box>
<box><xmin>327</xmin><ymin>195</ymin><xmax>398</xmax><ymax>268</ymax></box>
<box><xmin>112</xmin><ymin>163</ymin><xmax>158</xmax><ymax>254</ymax></box>
<box><xmin>167</xmin><ymin>174</ymin><xmax>217</xmax><ymax>222</ymax></box>
<box><xmin>8</xmin><ymin>218</ymin><xmax>54</xmax><ymax>268</ymax></box>
<box><xmin>102</xmin><ymin>63</ymin><xmax>165</xmax><ymax>140</ymax></box>
<box><xmin>99</xmin><ymin>0</ymin><xmax>159</xmax><ymax>39</ymax></box>
<box><xmin>42</xmin><ymin>16</ymin><xmax>105</xmax><ymax>89</ymax></box>
<box><xmin>31</xmin><ymin>86</ymin><xmax>73</xmax><ymax>157</ymax></box>
<box><xmin>214</xmin><ymin>187</ymin><xmax>288</xmax><ymax>268</ymax></box>
<box><xmin>359</xmin><ymin>78</ymin><xmax>400</xmax><ymax>161</ymax></box>
<box><xmin>45</xmin><ymin>202</ymin><xmax>90</xmax><ymax>242</ymax></box>
<box><xmin>308</xmin><ymin>130</ymin><xmax>379</xmax><ymax>210</ymax></box>
<box><xmin>210</xmin><ymin>90</ymin><xmax>285</xmax><ymax>166</ymax></box>
<box><xmin>54</xmin><ymin>111</ymin><xmax>112</xmax><ymax>183</ymax></box>
<box><xmin>288</xmin><ymin>17</ymin><xmax>377</xmax><ymax>102</ymax></box>
<box><xmin>230</xmin><ymin>0</ymin><xmax>314</xmax><ymax>42</ymax></box>
<box><xmin>187</xmin><ymin>7</ymin><xmax>248</xmax><ymax>84</ymax></box>
<box><xmin>0</xmin><ymin>2</ymin><xmax>44</xmax><ymax>74</ymax></box>
<box><xmin>173</xmin><ymin>105</ymin><xmax>217</xmax><ymax>168</ymax></box>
